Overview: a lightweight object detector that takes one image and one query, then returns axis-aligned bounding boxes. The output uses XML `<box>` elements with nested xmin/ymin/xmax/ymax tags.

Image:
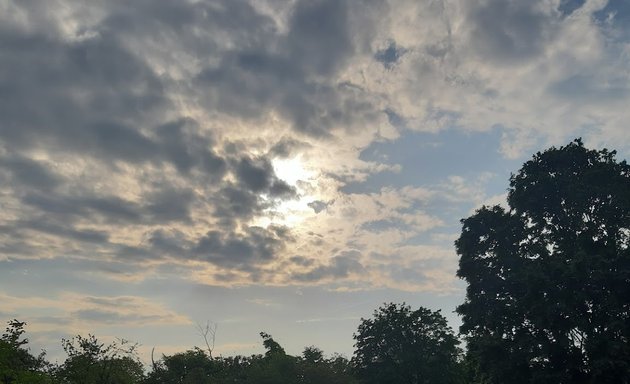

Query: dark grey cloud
<box><xmin>292</xmin><ymin>251</ymin><xmax>364</xmax><ymax>282</ymax></box>
<box><xmin>235</xmin><ymin>157</ymin><xmax>277</xmax><ymax>193</ymax></box>
<box><xmin>154</xmin><ymin>119</ymin><xmax>227</xmax><ymax>177</ymax></box>
<box><xmin>148</xmin><ymin>229</ymin><xmax>192</xmax><ymax>256</ymax></box>
<box><xmin>232</xmin><ymin>156</ymin><xmax>296</xmax><ymax>198</ymax></box>
<box><xmin>144</xmin><ymin>186</ymin><xmax>195</xmax><ymax>223</ymax></box>
<box><xmin>20</xmin><ymin>186</ymin><xmax>194</xmax><ymax>225</ymax></box>
<box><xmin>466</xmin><ymin>0</ymin><xmax>557</xmax><ymax>64</ymax></box>
<box><xmin>268</xmin><ymin>138</ymin><xmax>311</xmax><ymax>158</ymax></box>
<box><xmin>211</xmin><ymin>185</ymin><xmax>264</xmax><ymax>228</ymax></box>
<box><xmin>197</xmin><ymin>155</ymin><xmax>298</xmax><ymax>228</ymax></box>
<box><xmin>195</xmin><ymin>50</ymin><xmax>358</xmax><ymax>137</ymax></box>
<box><xmin>194</xmin><ymin>225</ymin><xmax>292</xmax><ymax>270</ymax></box>
<box><xmin>101</xmin><ymin>0</ymin><xmax>278</xmax><ymax>59</ymax></box>
<box><xmin>0</xmin><ymin>154</ymin><xmax>63</xmax><ymax>190</ymax></box>
<box><xmin>0</xmin><ymin>8</ymin><xmax>228</xmax><ymax>180</ymax></box>
<box><xmin>145</xmin><ymin>224</ymin><xmax>293</xmax><ymax>272</ymax></box>
<box><xmin>20</xmin><ymin>218</ymin><xmax>110</xmax><ymax>244</ymax></box>
<box><xmin>0</xmin><ymin>29</ymin><xmax>164</xmax><ymax>158</ymax></box>
<box><xmin>288</xmin><ymin>0</ymin><xmax>353</xmax><ymax>76</ymax></box>
<box><xmin>194</xmin><ymin>0</ymin><xmax>380</xmax><ymax>137</ymax></box>
<box><xmin>22</xmin><ymin>193</ymin><xmax>140</xmax><ymax>222</ymax></box>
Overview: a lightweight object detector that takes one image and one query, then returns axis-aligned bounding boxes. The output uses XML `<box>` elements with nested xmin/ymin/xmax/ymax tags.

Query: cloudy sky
<box><xmin>1</xmin><ymin>0</ymin><xmax>629</xmax><ymax>362</ymax></box>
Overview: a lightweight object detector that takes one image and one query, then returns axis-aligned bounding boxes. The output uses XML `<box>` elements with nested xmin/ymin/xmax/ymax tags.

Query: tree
<box><xmin>352</xmin><ymin>303</ymin><xmax>462</xmax><ymax>384</ymax></box>
<box><xmin>456</xmin><ymin>139</ymin><xmax>630</xmax><ymax>383</ymax></box>
<box><xmin>144</xmin><ymin>347</ymin><xmax>216</xmax><ymax>384</ymax></box>
<box><xmin>245</xmin><ymin>332</ymin><xmax>299</xmax><ymax>384</ymax></box>
<box><xmin>0</xmin><ymin>319</ymin><xmax>52</xmax><ymax>383</ymax></box>
<box><xmin>298</xmin><ymin>347</ymin><xmax>359</xmax><ymax>384</ymax></box>
<box><xmin>55</xmin><ymin>334</ymin><xmax>144</xmax><ymax>384</ymax></box>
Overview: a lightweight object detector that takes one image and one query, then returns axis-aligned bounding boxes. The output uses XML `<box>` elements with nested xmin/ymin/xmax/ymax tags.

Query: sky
<box><xmin>1</xmin><ymin>0</ymin><xmax>630</xmax><ymax>363</ymax></box>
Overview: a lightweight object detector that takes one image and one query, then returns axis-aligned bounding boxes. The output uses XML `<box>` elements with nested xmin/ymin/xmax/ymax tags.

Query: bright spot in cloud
<box><xmin>255</xmin><ymin>156</ymin><xmax>318</xmax><ymax>227</ymax></box>
<box><xmin>272</xmin><ymin>156</ymin><xmax>312</xmax><ymax>186</ymax></box>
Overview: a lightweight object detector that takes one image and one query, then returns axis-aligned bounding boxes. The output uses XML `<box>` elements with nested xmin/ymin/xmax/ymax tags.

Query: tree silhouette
<box><xmin>0</xmin><ymin>320</ymin><xmax>51</xmax><ymax>383</ymax></box>
<box><xmin>56</xmin><ymin>334</ymin><xmax>144</xmax><ymax>384</ymax></box>
<box><xmin>352</xmin><ymin>303</ymin><xmax>462</xmax><ymax>384</ymax></box>
<box><xmin>457</xmin><ymin>139</ymin><xmax>630</xmax><ymax>383</ymax></box>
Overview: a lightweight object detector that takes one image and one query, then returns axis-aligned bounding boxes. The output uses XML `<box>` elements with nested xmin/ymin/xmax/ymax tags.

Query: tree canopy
<box><xmin>0</xmin><ymin>320</ymin><xmax>51</xmax><ymax>384</ymax></box>
<box><xmin>456</xmin><ymin>139</ymin><xmax>630</xmax><ymax>383</ymax></box>
<box><xmin>352</xmin><ymin>302</ymin><xmax>462</xmax><ymax>384</ymax></box>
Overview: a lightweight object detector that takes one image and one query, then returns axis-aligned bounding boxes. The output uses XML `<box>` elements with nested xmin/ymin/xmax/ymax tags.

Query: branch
<box><xmin>196</xmin><ymin>320</ymin><xmax>218</xmax><ymax>359</ymax></box>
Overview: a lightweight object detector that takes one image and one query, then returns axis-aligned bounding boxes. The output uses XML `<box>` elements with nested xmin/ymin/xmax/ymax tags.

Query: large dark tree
<box><xmin>456</xmin><ymin>139</ymin><xmax>630</xmax><ymax>384</ymax></box>
<box><xmin>352</xmin><ymin>303</ymin><xmax>461</xmax><ymax>384</ymax></box>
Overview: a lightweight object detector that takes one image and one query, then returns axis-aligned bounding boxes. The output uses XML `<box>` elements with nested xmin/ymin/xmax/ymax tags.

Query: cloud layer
<box><xmin>1</xmin><ymin>0</ymin><xmax>629</xmax><ymax>299</ymax></box>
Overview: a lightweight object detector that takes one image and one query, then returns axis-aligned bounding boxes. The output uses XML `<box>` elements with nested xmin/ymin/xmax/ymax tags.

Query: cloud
<box><xmin>464</xmin><ymin>0</ymin><xmax>558</xmax><ymax>64</ymax></box>
<box><xmin>1</xmin><ymin>0</ymin><xmax>629</xmax><ymax>296</ymax></box>
<box><xmin>20</xmin><ymin>219</ymin><xmax>110</xmax><ymax>244</ymax></box>
<box><xmin>0</xmin><ymin>153</ymin><xmax>64</xmax><ymax>190</ymax></box>
<box><xmin>71</xmin><ymin>295</ymin><xmax>190</xmax><ymax>325</ymax></box>
<box><xmin>291</xmin><ymin>251</ymin><xmax>365</xmax><ymax>283</ymax></box>
<box><xmin>287</xmin><ymin>0</ymin><xmax>353</xmax><ymax>76</ymax></box>
<box><xmin>194</xmin><ymin>226</ymin><xmax>292</xmax><ymax>270</ymax></box>
<box><xmin>0</xmin><ymin>31</ymin><xmax>165</xmax><ymax>159</ymax></box>
<box><xmin>0</xmin><ymin>292</ymin><xmax>190</xmax><ymax>327</ymax></box>
<box><xmin>234</xmin><ymin>156</ymin><xmax>295</xmax><ymax>196</ymax></box>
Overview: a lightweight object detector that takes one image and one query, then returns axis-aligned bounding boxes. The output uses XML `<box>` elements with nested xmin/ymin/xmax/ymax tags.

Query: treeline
<box><xmin>1</xmin><ymin>303</ymin><xmax>463</xmax><ymax>384</ymax></box>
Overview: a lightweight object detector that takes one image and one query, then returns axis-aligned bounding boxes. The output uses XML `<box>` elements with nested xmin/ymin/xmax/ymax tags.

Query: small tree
<box><xmin>352</xmin><ymin>303</ymin><xmax>461</xmax><ymax>384</ymax></box>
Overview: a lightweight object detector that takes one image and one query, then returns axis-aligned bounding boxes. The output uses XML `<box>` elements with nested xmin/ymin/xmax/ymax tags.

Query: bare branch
<box><xmin>196</xmin><ymin>320</ymin><xmax>218</xmax><ymax>359</ymax></box>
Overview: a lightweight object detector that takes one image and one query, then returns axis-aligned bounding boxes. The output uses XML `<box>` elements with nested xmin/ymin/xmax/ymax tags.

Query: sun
<box><xmin>254</xmin><ymin>155</ymin><xmax>317</xmax><ymax>227</ymax></box>
<box><xmin>272</xmin><ymin>156</ymin><xmax>311</xmax><ymax>186</ymax></box>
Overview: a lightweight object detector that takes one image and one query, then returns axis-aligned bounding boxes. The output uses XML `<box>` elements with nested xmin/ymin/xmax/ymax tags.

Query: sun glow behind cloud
<box><xmin>255</xmin><ymin>156</ymin><xmax>319</xmax><ymax>227</ymax></box>
<box><xmin>272</xmin><ymin>156</ymin><xmax>311</xmax><ymax>186</ymax></box>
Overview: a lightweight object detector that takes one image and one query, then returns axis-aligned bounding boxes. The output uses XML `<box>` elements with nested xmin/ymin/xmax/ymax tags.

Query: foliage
<box><xmin>55</xmin><ymin>334</ymin><xmax>144</xmax><ymax>384</ymax></box>
<box><xmin>299</xmin><ymin>347</ymin><xmax>358</xmax><ymax>384</ymax></box>
<box><xmin>0</xmin><ymin>319</ymin><xmax>51</xmax><ymax>384</ymax></box>
<box><xmin>0</xmin><ymin>303</ymin><xmax>463</xmax><ymax>384</ymax></box>
<box><xmin>352</xmin><ymin>302</ymin><xmax>462</xmax><ymax>384</ymax></box>
<box><xmin>456</xmin><ymin>139</ymin><xmax>630</xmax><ymax>383</ymax></box>
<box><xmin>144</xmin><ymin>333</ymin><xmax>358</xmax><ymax>384</ymax></box>
<box><xmin>144</xmin><ymin>347</ymin><xmax>217</xmax><ymax>384</ymax></box>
